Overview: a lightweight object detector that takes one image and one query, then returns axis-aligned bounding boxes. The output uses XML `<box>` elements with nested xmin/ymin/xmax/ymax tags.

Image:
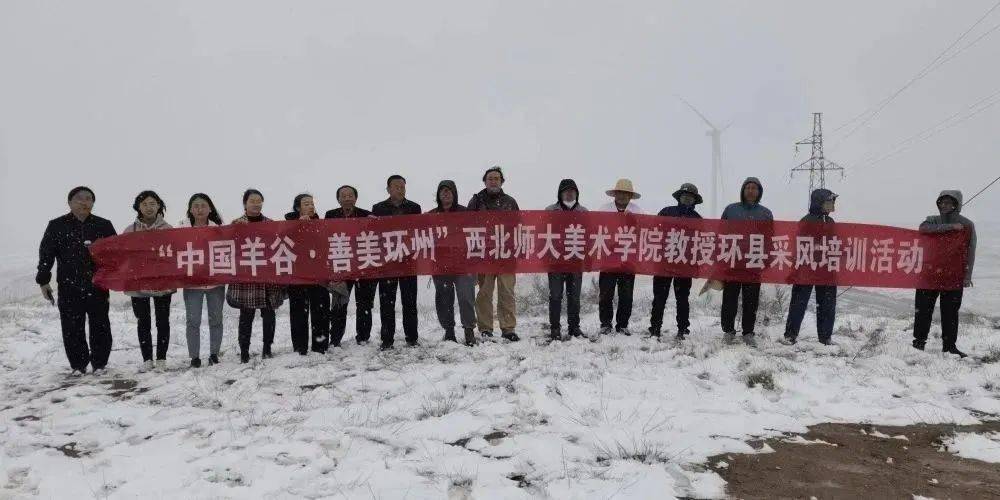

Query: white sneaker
<box><xmin>140</xmin><ymin>360</ymin><xmax>154</xmax><ymax>372</ymax></box>
<box><xmin>91</xmin><ymin>368</ymin><xmax>107</xmax><ymax>377</ymax></box>
<box><xmin>155</xmin><ymin>360</ymin><xmax>166</xmax><ymax>371</ymax></box>
<box><xmin>69</xmin><ymin>370</ymin><xmax>85</xmax><ymax>378</ymax></box>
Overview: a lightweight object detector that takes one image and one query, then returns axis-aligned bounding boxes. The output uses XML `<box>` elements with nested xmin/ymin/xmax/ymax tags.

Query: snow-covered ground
<box><xmin>2</xmin><ymin>266</ymin><xmax>999</xmax><ymax>498</ymax></box>
<box><xmin>0</xmin><ymin>223</ymin><xmax>996</xmax><ymax>498</ymax></box>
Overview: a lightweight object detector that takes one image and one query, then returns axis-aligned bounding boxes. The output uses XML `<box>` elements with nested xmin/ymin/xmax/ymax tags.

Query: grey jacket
<box><xmin>919</xmin><ymin>190</ymin><xmax>976</xmax><ymax>284</ymax></box>
<box><xmin>721</xmin><ymin>177</ymin><xmax>773</xmax><ymax>221</ymax></box>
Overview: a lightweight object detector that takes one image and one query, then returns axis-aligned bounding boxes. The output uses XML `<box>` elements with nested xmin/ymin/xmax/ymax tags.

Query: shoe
<box><xmin>944</xmin><ymin>346</ymin><xmax>968</xmax><ymax>358</ymax></box>
<box><xmin>69</xmin><ymin>369</ymin><xmax>85</xmax><ymax>378</ymax></box>
<box><xmin>443</xmin><ymin>329</ymin><xmax>458</xmax><ymax>343</ymax></box>
<box><xmin>912</xmin><ymin>341</ymin><xmax>926</xmax><ymax>351</ymax></box>
<box><xmin>240</xmin><ymin>352</ymin><xmax>250</xmax><ymax>364</ymax></box>
<box><xmin>298</xmin><ymin>350</ymin><xmax>308</xmax><ymax>356</ymax></box>
<box><xmin>600</xmin><ymin>326</ymin><xmax>613</xmax><ymax>335</ymax></box>
<box><xmin>406</xmin><ymin>340</ymin><xmax>421</xmax><ymax>347</ymax></box>
<box><xmin>501</xmin><ymin>331</ymin><xmax>520</xmax><ymax>342</ymax></box>
<box><xmin>568</xmin><ymin>328</ymin><xmax>583</xmax><ymax>338</ymax></box>
<box><xmin>191</xmin><ymin>358</ymin><xmax>201</xmax><ymax>368</ymax></box>
<box><xmin>673</xmin><ymin>333</ymin><xmax>685</xmax><ymax>341</ymax></box>
<box><xmin>140</xmin><ymin>360</ymin><xmax>154</xmax><ymax>372</ymax></box>
<box><xmin>549</xmin><ymin>330</ymin><xmax>563</xmax><ymax>342</ymax></box>
<box><xmin>742</xmin><ymin>334</ymin><xmax>758</xmax><ymax>348</ymax></box>
<box><xmin>262</xmin><ymin>346</ymin><xmax>273</xmax><ymax>359</ymax></box>
<box><xmin>91</xmin><ymin>367</ymin><xmax>106</xmax><ymax>376</ymax></box>
<box><xmin>463</xmin><ymin>328</ymin><xmax>478</xmax><ymax>347</ymax></box>
<box><xmin>819</xmin><ymin>338</ymin><xmax>835</xmax><ymax>346</ymax></box>
<box><xmin>356</xmin><ymin>339</ymin><xmax>370</xmax><ymax>346</ymax></box>
<box><xmin>779</xmin><ymin>336</ymin><xmax>797</xmax><ymax>346</ymax></box>
<box><xmin>616</xmin><ymin>327</ymin><xmax>632</xmax><ymax>336</ymax></box>
<box><xmin>481</xmin><ymin>331</ymin><xmax>495</xmax><ymax>340</ymax></box>
<box><xmin>647</xmin><ymin>326</ymin><xmax>661</xmax><ymax>337</ymax></box>
<box><xmin>209</xmin><ymin>354</ymin><xmax>220</xmax><ymax>366</ymax></box>
<box><xmin>380</xmin><ymin>343</ymin><xmax>394</xmax><ymax>351</ymax></box>
<box><xmin>677</xmin><ymin>328</ymin><xmax>691</xmax><ymax>336</ymax></box>
<box><xmin>155</xmin><ymin>359</ymin><xmax>167</xmax><ymax>371</ymax></box>
<box><xmin>589</xmin><ymin>330</ymin><xmax>601</xmax><ymax>343</ymax></box>
<box><xmin>723</xmin><ymin>332</ymin><xmax>737</xmax><ymax>344</ymax></box>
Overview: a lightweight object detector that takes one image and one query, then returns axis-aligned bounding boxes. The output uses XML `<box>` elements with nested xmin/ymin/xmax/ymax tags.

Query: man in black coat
<box><xmin>371</xmin><ymin>175</ymin><xmax>422</xmax><ymax>349</ymax></box>
<box><xmin>649</xmin><ymin>183</ymin><xmax>702</xmax><ymax>340</ymax></box>
<box><xmin>36</xmin><ymin>186</ymin><xmax>118</xmax><ymax>376</ymax></box>
<box><xmin>325</xmin><ymin>185</ymin><xmax>377</xmax><ymax>347</ymax></box>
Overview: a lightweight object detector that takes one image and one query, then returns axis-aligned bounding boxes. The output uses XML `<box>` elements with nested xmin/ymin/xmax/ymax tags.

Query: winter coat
<box><xmin>177</xmin><ymin>218</ymin><xmax>223</xmax><ymax>291</ymax></box>
<box><xmin>36</xmin><ymin>213</ymin><xmax>117</xmax><ymax>291</ymax></box>
<box><xmin>284</xmin><ymin>211</ymin><xmax>320</xmax><ymax>221</ymax></box>
<box><xmin>919</xmin><ymin>190</ymin><xmax>977</xmax><ymax>285</ymax></box>
<box><xmin>225</xmin><ymin>214</ymin><xmax>287</xmax><ymax>309</ymax></box>
<box><xmin>324</xmin><ymin>206</ymin><xmax>372</xmax><ymax>219</ymax></box>
<box><xmin>121</xmin><ymin>215</ymin><xmax>176</xmax><ymax>297</ymax></box>
<box><xmin>428</xmin><ymin>180</ymin><xmax>468</xmax><ymax>213</ymax></box>
<box><xmin>546</xmin><ymin>179</ymin><xmax>587</xmax><ymax>212</ymax></box>
<box><xmin>467</xmin><ymin>188</ymin><xmax>519</xmax><ymax>212</ymax></box>
<box><xmin>372</xmin><ymin>198</ymin><xmax>422</xmax><ymax>217</ymax></box>
<box><xmin>658</xmin><ymin>204</ymin><xmax>702</xmax><ymax>219</ymax></box>
<box><xmin>721</xmin><ymin>177</ymin><xmax>773</xmax><ymax>221</ymax></box>
<box><xmin>800</xmin><ymin>188</ymin><xmax>836</xmax><ymax>224</ymax></box>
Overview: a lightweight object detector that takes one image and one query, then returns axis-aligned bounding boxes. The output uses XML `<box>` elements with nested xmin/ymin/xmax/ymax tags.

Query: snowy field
<box><xmin>1</xmin><ymin>224</ymin><xmax>998</xmax><ymax>498</ymax></box>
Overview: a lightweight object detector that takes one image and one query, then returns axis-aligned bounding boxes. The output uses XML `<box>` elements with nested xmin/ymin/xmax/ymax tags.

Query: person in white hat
<box><xmin>597</xmin><ymin>179</ymin><xmax>644</xmax><ymax>336</ymax></box>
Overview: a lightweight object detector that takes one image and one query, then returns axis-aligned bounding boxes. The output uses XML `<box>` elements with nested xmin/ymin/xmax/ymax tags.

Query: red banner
<box><xmin>90</xmin><ymin>211</ymin><xmax>969</xmax><ymax>291</ymax></box>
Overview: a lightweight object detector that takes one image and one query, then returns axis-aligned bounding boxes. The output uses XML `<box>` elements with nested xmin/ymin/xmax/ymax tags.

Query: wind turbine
<box><xmin>677</xmin><ymin>96</ymin><xmax>731</xmax><ymax>217</ymax></box>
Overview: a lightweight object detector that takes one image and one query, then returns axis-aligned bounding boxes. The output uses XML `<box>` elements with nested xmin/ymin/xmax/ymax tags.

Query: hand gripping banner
<box><xmin>90</xmin><ymin>211</ymin><xmax>970</xmax><ymax>291</ymax></box>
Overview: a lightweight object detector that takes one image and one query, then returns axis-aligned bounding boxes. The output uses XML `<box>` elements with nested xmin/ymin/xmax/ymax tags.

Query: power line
<box><xmin>851</xmin><ymin>86</ymin><xmax>1000</xmax><ymax>169</ymax></box>
<box><xmin>829</xmin><ymin>0</ymin><xmax>1000</xmax><ymax>141</ymax></box>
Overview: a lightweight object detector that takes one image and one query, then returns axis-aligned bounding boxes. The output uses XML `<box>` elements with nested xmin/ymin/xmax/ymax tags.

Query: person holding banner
<box><xmin>469</xmin><ymin>166</ymin><xmax>521</xmax><ymax>342</ymax></box>
<box><xmin>228</xmin><ymin>189</ymin><xmax>286</xmax><ymax>363</ymax></box>
<box><xmin>913</xmin><ymin>190</ymin><xmax>977</xmax><ymax>358</ymax></box>
<box><xmin>781</xmin><ymin>189</ymin><xmax>838</xmax><ymax>346</ymax></box>
<box><xmin>545</xmin><ymin>179</ymin><xmax>588</xmax><ymax>342</ymax></box>
<box><xmin>37</xmin><ymin>186</ymin><xmax>117</xmax><ymax>376</ymax></box>
<box><xmin>372</xmin><ymin>175</ymin><xmax>422</xmax><ymax>350</ymax></box>
<box><xmin>720</xmin><ymin>177</ymin><xmax>773</xmax><ymax>347</ymax></box>
<box><xmin>122</xmin><ymin>190</ymin><xmax>177</xmax><ymax>371</ymax></box>
<box><xmin>285</xmin><ymin>194</ymin><xmax>330</xmax><ymax>355</ymax></box>
<box><xmin>648</xmin><ymin>183</ymin><xmax>702</xmax><ymax>341</ymax></box>
<box><xmin>325</xmin><ymin>185</ymin><xmax>377</xmax><ymax>347</ymax></box>
<box><xmin>178</xmin><ymin>193</ymin><xmax>225</xmax><ymax>368</ymax></box>
<box><xmin>597</xmin><ymin>179</ymin><xmax>644</xmax><ymax>336</ymax></box>
<box><xmin>428</xmin><ymin>180</ymin><xmax>478</xmax><ymax>346</ymax></box>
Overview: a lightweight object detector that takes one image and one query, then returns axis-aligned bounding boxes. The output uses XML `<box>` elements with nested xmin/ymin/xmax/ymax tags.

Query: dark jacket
<box><xmin>467</xmin><ymin>188</ymin><xmax>519</xmax><ymax>212</ymax></box>
<box><xmin>721</xmin><ymin>177</ymin><xmax>773</xmax><ymax>221</ymax></box>
<box><xmin>36</xmin><ymin>213</ymin><xmax>118</xmax><ymax>290</ymax></box>
<box><xmin>284</xmin><ymin>211</ymin><xmax>320</xmax><ymax>221</ymax></box>
<box><xmin>324</xmin><ymin>206</ymin><xmax>372</xmax><ymax>219</ymax></box>
<box><xmin>372</xmin><ymin>198</ymin><xmax>422</xmax><ymax>217</ymax></box>
<box><xmin>659</xmin><ymin>204</ymin><xmax>702</xmax><ymax>219</ymax></box>
<box><xmin>429</xmin><ymin>180</ymin><xmax>467</xmax><ymax>213</ymax></box>
<box><xmin>919</xmin><ymin>190</ymin><xmax>976</xmax><ymax>284</ymax></box>
<box><xmin>545</xmin><ymin>179</ymin><xmax>586</xmax><ymax>212</ymax></box>
<box><xmin>800</xmin><ymin>189</ymin><xmax>836</xmax><ymax>224</ymax></box>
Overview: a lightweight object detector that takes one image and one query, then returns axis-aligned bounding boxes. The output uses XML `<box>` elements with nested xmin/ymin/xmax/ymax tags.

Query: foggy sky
<box><xmin>2</xmin><ymin>0</ymin><xmax>998</xmax><ymax>258</ymax></box>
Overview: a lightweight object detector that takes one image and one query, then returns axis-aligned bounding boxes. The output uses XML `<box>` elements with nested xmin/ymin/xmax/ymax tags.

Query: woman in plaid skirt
<box><xmin>226</xmin><ymin>189</ymin><xmax>286</xmax><ymax>363</ymax></box>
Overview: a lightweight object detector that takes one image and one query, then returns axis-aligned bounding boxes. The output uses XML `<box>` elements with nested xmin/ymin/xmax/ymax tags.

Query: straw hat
<box><xmin>605</xmin><ymin>178</ymin><xmax>641</xmax><ymax>199</ymax></box>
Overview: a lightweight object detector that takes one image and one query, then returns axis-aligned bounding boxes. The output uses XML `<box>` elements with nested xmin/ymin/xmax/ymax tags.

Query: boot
<box><xmin>463</xmin><ymin>328</ymin><xmax>478</xmax><ymax>347</ymax></box>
